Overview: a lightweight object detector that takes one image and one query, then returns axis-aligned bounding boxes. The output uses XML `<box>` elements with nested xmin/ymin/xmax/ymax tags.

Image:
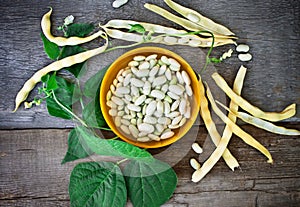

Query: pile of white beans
<box><xmin>106</xmin><ymin>54</ymin><xmax>194</xmax><ymax>142</ymax></box>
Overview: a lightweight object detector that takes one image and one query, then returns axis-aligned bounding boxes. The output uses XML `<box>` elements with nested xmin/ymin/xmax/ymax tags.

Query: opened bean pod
<box><xmin>144</xmin><ymin>3</ymin><xmax>233</xmax><ymax>40</ymax></box>
<box><xmin>164</xmin><ymin>0</ymin><xmax>235</xmax><ymax>36</ymax></box>
<box><xmin>217</xmin><ymin>101</ymin><xmax>300</xmax><ymax>136</ymax></box>
<box><xmin>101</xmin><ymin>26</ymin><xmax>235</xmax><ymax>48</ymax></box>
<box><xmin>101</xmin><ymin>19</ymin><xmax>235</xmax><ymax>47</ymax></box>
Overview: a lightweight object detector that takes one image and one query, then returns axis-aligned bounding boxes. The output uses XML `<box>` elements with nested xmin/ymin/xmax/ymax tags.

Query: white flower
<box><xmin>64</xmin><ymin>15</ymin><xmax>74</xmax><ymax>26</ymax></box>
<box><xmin>24</xmin><ymin>102</ymin><xmax>33</xmax><ymax>109</ymax></box>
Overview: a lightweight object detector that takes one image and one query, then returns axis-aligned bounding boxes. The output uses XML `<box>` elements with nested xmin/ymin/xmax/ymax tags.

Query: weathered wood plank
<box><xmin>0</xmin><ymin>125</ymin><xmax>299</xmax><ymax>206</ymax></box>
<box><xmin>0</xmin><ymin>0</ymin><xmax>299</xmax><ymax>129</ymax></box>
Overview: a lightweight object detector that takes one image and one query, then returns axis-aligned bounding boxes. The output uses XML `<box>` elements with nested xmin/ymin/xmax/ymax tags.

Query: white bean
<box><xmin>192</xmin><ymin>143</ymin><xmax>203</xmax><ymax>154</ymax></box>
<box><xmin>152</xmin><ymin>76</ymin><xmax>167</xmax><ymax>87</ymax></box>
<box><xmin>133</xmin><ymin>55</ymin><xmax>145</xmax><ymax>61</ymax></box>
<box><xmin>149</xmin><ymin>65</ymin><xmax>159</xmax><ymax>77</ymax></box>
<box><xmin>169</xmin><ymin>85</ymin><xmax>184</xmax><ymax>95</ymax></box>
<box><xmin>150</xmin><ymin>90</ymin><xmax>165</xmax><ymax>100</ymax></box>
<box><xmin>127</xmin><ymin>104</ymin><xmax>141</xmax><ymax>112</ymax></box>
<box><xmin>115</xmin><ymin>86</ymin><xmax>130</xmax><ymax>94</ymax></box>
<box><xmin>120</xmin><ymin>125</ymin><xmax>130</xmax><ymax>134</ymax></box>
<box><xmin>161</xmin><ymin>131</ymin><xmax>175</xmax><ymax>139</ymax></box>
<box><xmin>190</xmin><ymin>158</ymin><xmax>201</xmax><ymax>170</ymax></box>
<box><xmin>131</xmin><ymin>78</ymin><xmax>144</xmax><ymax>87</ymax></box>
<box><xmin>112</xmin><ymin>0</ymin><xmax>128</xmax><ymax>8</ymax></box>
<box><xmin>181</xmin><ymin>71</ymin><xmax>191</xmax><ymax>85</ymax></box>
<box><xmin>161</xmin><ymin>56</ymin><xmax>170</xmax><ymax>65</ymax></box>
<box><xmin>236</xmin><ymin>44</ymin><xmax>250</xmax><ymax>53</ymax></box>
<box><xmin>111</xmin><ymin>96</ymin><xmax>124</xmax><ymax>106</ymax></box>
<box><xmin>238</xmin><ymin>53</ymin><xmax>252</xmax><ymax>62</ymax></box>
<box><xmin>115</xmin><ymin>116</ymin><xmax>121</xmax><ymax>127</ymax></box>
<box><xmin>146</xmin><ymin>54</ymin><xmax>158</xmax><ymax>61</ymax></box>
<box><xmin>146</xmin><ymin>100</ymin><xmax>157</xmax><ymax>116</ymax></box>
<box><xmin>134</xmin><ymin>95</ymin><xmax>146</xmax><ymax>106</ymax></box>
<box><xmin>138</xmin><ymin>123</ymin><xmax>155</xmax><ymax>133</ymax></box>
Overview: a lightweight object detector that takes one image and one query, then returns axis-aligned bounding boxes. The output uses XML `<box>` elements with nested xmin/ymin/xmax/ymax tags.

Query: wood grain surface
<box><xmin>0</xmin><ymin>0</ymin><xmax>299</xmax><ymax>206</ymax></box>
<box><xmin>0</xmin><ymin>125</ymin><xmax>299</xmax><ymax>206</ymax></box>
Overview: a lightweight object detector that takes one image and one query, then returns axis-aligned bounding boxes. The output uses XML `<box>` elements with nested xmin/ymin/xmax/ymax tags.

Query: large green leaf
<box><xmin>46</xmin><ymin>97</ymin><xmax>72</xmax><ymax>120</ymax></box>
<box><xmin>40</xmin><ymin>32</ymin><xmax>60</xmax><ymax>60</ymax></box>
<box><xmin>61</xmin><ymin>128</ymin><xmax>93</xmax><ymax>164</ymax></box>
<box><xmin>76</xmin><ymin>126</ymin><xmax>152</xmax><ymax>159</ymax></box>
<box><xmin>124</xmin><ymin>158</ymin><xmax>178</xmax><ymax>207</ymax></box>
<box><xmin>66</xmin><ymin>23</ymin><xmax>95</xmax><ymax>37</ymax></box>
<box><xmin>69</xmin><ymin>162</ymin><xmax>127</xmax><ymax>207</ymax></box>
<box><xmin>83</xmin><ymin>65</ymin><xmax>110</xmax><ymax>98</ymax></box>
<box><xmin>83</xmin><ymin>100</ymin><xmax>106</xmax><ymax>128</ymax></box>
<box><xmin>54</xmin><ymin>76</ymin><xmax>76</xmax><ymax>105</ymax></box>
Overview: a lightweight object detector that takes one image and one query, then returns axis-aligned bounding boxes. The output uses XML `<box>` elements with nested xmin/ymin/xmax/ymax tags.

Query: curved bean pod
<box><xmin>212</xmin><ymin>72</ymin><xmax>296</xmax><ymax>122</ymax></box>
<box><xmin>205</xmin><ymin>83</ymin><xmax>273</xmax><ymax>163</ymax></box>
<box><xmin>13</xmin><ymin>37</ymin><xmax>108</xmax><ymax>112</ymax></box>
<box><xmin>164</xmin><ymin>0</ymin><xmax>235</xmax><ymax>36</ymax></box>
<box><xmin>144</xmin><ymin>3</ymin><xmax>231</xmax><ymax>39</ymax></box>
<box><xmin>42</xmin><ymin>8</ymin><xmax>104</xmax><ymax>46</ymax></box>
<box><xmin>193</xmin><ymin>66</ymin><xmax>246</xmax><ymax>183</ymax></box>
<box><xmin>198</xmin><ymin>76</ymin><xmax>239</xmax><ymax>172</ymax></box>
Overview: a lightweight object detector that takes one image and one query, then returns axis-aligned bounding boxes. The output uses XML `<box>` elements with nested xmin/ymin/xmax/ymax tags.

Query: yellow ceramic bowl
<box><xmin>100</xmin><ymin>47</ymin><xmax>200</xmax><ymax>148</ymax></box>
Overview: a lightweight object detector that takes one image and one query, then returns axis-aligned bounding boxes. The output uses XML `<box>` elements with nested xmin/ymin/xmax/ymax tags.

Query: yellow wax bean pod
<box><xmin>205</xmin><ymin>83</ymin><xmax>273</xmax><ymax>164</ymax></box>
<box><xmin>144</xmin><ymin>3</ymin><xmax>232</xmax><ymax>40</ymax></box>
<box><xmin>164</xmin><ymin>0</ymin><xmax>235</xmax><ymax>36</ymax></box>
<box><xmin>13</xmin><ymin>38</ymin><xmax>108</xmax><ymax>112</ymax></box>
<box><xmin>217</xmin><ymin>101</ymin><xmax>300</xmax><ymax>136</ymax></box>
<box><xmin>198</xmin><ymin>76</ymin><xmax>239</xmax><ymax>171</ymax></box>
<box><xmin>102</xmin><ymin>19</ymin><xmax>233</xmax><ymax>45</ymax></box>
<box><xmin>212</xmin><ymin>72</ymin><xmax>296</xmax><ymax>122</ymax></box>
<box><xmin>102</xmin><ymin>27</ymin><xmax>234</xmax><ymax>48</ymax></box>
<box><xmin>192</xmin><ymin>73</ymin><xmax>244</xmax><ymax>182</ymax></box>
<box><xmin>42</xmin><ymin>8</ymin><xmax>104</xmax><ymax>46</ymax></box>
<box><xmin>103</xmin><ymin>19</ymin><xmax>191</xmax><ymax>34</ymax></box>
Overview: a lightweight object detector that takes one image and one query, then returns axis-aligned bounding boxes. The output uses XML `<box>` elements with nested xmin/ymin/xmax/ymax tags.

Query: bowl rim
<box><xmin>100</xmin><ymin>46</ymin><xmax>200</xmax><ymax>148</ymax></box>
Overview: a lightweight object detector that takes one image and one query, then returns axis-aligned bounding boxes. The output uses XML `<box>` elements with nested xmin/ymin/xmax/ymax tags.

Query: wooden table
<box><xmin>1</xmin><ymin>0</ymin><xmax>299</xmax><ymax>206</ymax></box>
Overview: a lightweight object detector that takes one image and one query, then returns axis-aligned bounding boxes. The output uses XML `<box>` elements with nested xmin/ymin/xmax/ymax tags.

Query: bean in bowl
<box><xmin>106</xmin><ymin>54</ymin><xmax>193</xmax><ymax>142</ymax></box>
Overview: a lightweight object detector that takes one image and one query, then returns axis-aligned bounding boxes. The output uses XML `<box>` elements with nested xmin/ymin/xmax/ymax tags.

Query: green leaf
<box><xmin>46</xmin><ymin>97</ymin><xmax>72</xmax><ymax>119</ymax></box>
<box><xmin>41</xmin><ymin>74</ymin><xmax>50</xmax><ymax>83</ymax></box>
<box><xmin>69</xmin><ymin>162</ymin><xmax>127</xmax><ymax>207</ymax></box>
<box><xmin>128</xmin><ymin>24</ymin><xmax>146</xmax><ymax>34</ymax></box>
<box><xmin>46</xmin><ymin>73</ymin><xmax>58</xmax><ymax>91</ymax></box>
<box><xmin>83</xmin><ymin>65</ymin><xmax>110</xmax><ymax>98</ymax></box>
<box><xmin>76</xmin><ymin>126</ymin><xmax>152</xmax><ymax>159</ymax></box>
<box><xmin>40</xmin><ymin>32</ymin><xmax>60</xmax><ymax>60</ymax></box>
<box><xmin>62</xmin><ymin>128</ymin><xmax>93</xmax><ymax>164</ymax></box>
<box><xmin>83</xmin><ymin>99</ymin><xmax>106</xmax><ymax>128</ymax></box>
<box><xmin>54</xmin><ymin>76</ymin><xmax>76</xmax><ymax>106</ymax></box>
<box><xmin>59</xmin><ymin>46</ymin><xmax>86</xmax><ymax>77</ymax></box>
<box><xmin>210</xmin><ymin>57</ymin><xmax>222</xmax><ymax>63</ymax></box>
<box><xmin>65</xmin><ymin>23</ymin><xmax>95</xmax><ymax>37</ymax></box>
<box><xmin>124</xmin><ymin>158</ymin><xmax>177</xmax><ymax>207</ymax></box>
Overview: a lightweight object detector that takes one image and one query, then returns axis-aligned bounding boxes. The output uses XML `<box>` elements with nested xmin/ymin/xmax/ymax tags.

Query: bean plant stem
<box><xmin>52</xmin><ymin>91</ymin><xmax>88</xmax><ymax>127</ymax></box>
